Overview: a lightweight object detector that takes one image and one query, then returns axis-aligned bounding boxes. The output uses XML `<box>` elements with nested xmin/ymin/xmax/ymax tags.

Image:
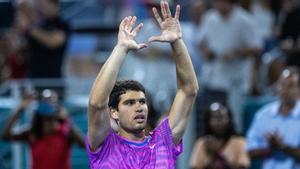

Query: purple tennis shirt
<box><xmin>86</xmin><ymin>118</ymin><xmax>183</xmax><ymax>169</ymax></box>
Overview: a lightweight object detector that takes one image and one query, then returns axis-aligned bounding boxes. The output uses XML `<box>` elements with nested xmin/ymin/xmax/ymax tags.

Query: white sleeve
<box><xmin>246</xmin><ymin>110</ymin><xmax>269</xmax><ymax>151</ymax></box>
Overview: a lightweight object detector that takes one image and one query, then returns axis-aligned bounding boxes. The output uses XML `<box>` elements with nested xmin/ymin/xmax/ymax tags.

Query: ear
<box><xmin>110</xmin><ymin>108</ymin><xmax>119</xmax><ymax>121</ymax></box>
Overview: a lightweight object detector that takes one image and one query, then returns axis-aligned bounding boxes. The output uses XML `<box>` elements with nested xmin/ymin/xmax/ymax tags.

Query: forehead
<box><xmin>210</xmin><ymin>109</ymin><xmax>228</xmax><ymax>118</ymax></box>
<box><xmin>280</xmin><ymin>74</ymin><xmax>299</xmax><ymax>85</ymax></box>
<box><xmin>119</xmin><ymin>90</ymin><xmax>146</xmax><ymax>102</ymax></box>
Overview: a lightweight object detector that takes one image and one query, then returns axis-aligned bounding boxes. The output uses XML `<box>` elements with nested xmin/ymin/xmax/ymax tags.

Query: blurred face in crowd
<box><xmin>42</xmin><ymin>115</ymin><xmax>57</xmax><ymax>131</ymax></box>
<box><xmin>111</xmin><ymin>90</ymin><xmax>148</xmax><ymax>134</ymax></box>
<box><xmin>40</xmin><ymin>89</ymin><xmax>61</xmax><ymax>131</ymax></box>
<box><xmin>213</xmin><ymin>0</ymin><xmax>234</xmax><ymax>17</ymax></box>
<box><xmin>36</xmin><ymin>0</ymin><xmax>59</xmax><ymax>18</ymax></box>
<box><xmin>209</xmin><ymin>103</ymin><xmax>230</xmax><ymax>136</ymax></box>
<box><xmin>190</xmin><ymin>0</ymin><xmax>207</xmax><ymax>24</ymax></box>
<box><xmin>41</xmin><ymin>89</ymin><xmax>59</xmax><ymax>103</ymax></box>
<box><xmin>278</xmin><ymin>69</ymin><xmax>300</xmax><ymax>105</ymax></box>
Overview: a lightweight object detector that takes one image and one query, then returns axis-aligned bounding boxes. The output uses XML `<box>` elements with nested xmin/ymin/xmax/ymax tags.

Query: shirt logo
<box><xmin>150</xmin><ymin>144</ymin><xmax>156</xmax><ymax>149</ymax></box>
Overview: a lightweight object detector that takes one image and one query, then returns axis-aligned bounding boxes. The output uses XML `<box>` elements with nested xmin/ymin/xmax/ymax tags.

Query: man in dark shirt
<box><xmin>26</xmin><ymin>0</ymin><xmax>69</xmax><ymax>97</ymax></box>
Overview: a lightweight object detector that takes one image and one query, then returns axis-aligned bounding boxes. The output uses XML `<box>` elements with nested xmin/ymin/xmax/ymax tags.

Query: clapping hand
<box><xmin>266</xmin><ymin>131</ymin><xmax>285</xmax><ymax>150</ymax></box>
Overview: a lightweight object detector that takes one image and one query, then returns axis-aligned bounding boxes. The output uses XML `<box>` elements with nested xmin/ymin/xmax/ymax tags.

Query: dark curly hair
<box><xmin>108</xmin><ymin>80</ymin><xmax>146</xmax><ymax>110</ymax></box>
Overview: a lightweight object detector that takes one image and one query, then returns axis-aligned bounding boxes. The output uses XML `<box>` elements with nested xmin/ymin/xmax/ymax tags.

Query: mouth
<box><xmin>134</xmin><ymin>114</ymin><xmax>146</xmax><ymax>123</ymax></box>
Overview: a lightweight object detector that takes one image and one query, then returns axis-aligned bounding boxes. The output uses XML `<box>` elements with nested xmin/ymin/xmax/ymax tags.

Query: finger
<box><xmin>174</xmin><ymin>4</ymin><xmax>180</xmax><ymax>20</ymax></box>
<box><xmin>165</xmin><ymin>1</ymin><xmax>172</xmax><ymax>18</ymax></box>
<box><xmin>132</xmin><ymin>23</ymin><xmax>143</xmax><ymax>35</ymax></box>
<box><xmin>119</xmin><ymin>17</ymin><xmax>127</xmax><ymax>30</ymax></box>
<box><xmin>160</xmin><ymin>0</ymin><xmax>168</xmax><ymax>19</ymax></box>
<box><xmin>125</xmin><ymin>16</ymin><xmax>132</xmax><ymax>31</ymax></box>
<box><xmin>148</xmin><ymin>35</ymin><xmax>164</xmax><ymax>42</ymax></box>
<box><xmin>129</xmin><ymin>16</ymin><xmax>137</xmax><ymax>32</ymax></box>
<box><xmin>152</xmin><ymin>7</ymin><xmax>163</xmax><ymax>25</ymax></box>
<box><xmin>138</xmin><ymin>43</ymin><xmax>148</xmax><ymax>49</ymax></box>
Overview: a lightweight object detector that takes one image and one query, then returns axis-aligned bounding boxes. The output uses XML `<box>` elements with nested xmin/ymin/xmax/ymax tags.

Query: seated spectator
<box><xmin>1</xmin><ymin>89</ymin><xmax>85</xmax><ymax>169</ymax></box>
<box><xmin>190</xmin><ymin>102</ymin><xmax>250</xmax><ymax>169</ymax></box>
<box><xmin>246</xmin><ymin>66</ymin><xmax>300</xmax><ymax>169</ymax></box>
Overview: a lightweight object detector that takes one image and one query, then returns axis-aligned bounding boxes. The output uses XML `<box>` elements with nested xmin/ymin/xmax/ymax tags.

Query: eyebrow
<box><xmin>123</xmin><ymin>98</ymin><xmax>146</xmax><ymax>103</ymax></box>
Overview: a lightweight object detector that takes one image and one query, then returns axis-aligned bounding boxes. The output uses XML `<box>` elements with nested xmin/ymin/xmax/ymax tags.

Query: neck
<box><xmin>194</xmin><ymin>18</ymin><xmax>202</xmax><ymax>26</ymax></box>
<box><xmin>220</xmin><ymin>7</ymin><xmax>233</xmax><ymax>19</ymax></box>
<box><xmin>280</xmin><ymin>100</ymin><xmax>296</xmax><ymax>115</ymax></box>
<box><xmin>118</xmin><ymin>129</ymin><xmax>145</xmax><ymax>141</ymax></box>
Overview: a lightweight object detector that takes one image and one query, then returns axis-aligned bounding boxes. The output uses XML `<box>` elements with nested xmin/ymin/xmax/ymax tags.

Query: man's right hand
<box><xmin>117</xmin><ymin>16</ymin><xmax>147</xmax><ymax>51</ymax></box>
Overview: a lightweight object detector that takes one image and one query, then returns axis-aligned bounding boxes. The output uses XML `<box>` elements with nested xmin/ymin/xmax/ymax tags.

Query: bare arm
<box><xmin>281</xmin><ymin>146</ymin><xmax>300</xmax><ymax>161</ymax></box>
<box><xmin>149</xmin><ymin>1</ymin><xmax>199</xmax><ymax>145</ymax></box>
<box><xmin>88</xmin><ymin>16</ymin><xmax>146</xmax><ymax>151</ymax></box>
<box><xmin>1</xmin><ymin>97</ymin><xmax>33</xmax><ymax>141</ymax></box>
<box><xmin>267</xmin><ymin>133</ymin><xmax>300</xmax><ymax>161</ymax></box>
<box><xmin>169</xmin><ymin>38</ymin><xmax>199</xmax><ymax>144</ymax></box>
<box><xmin>248</xmin><ymin>146</ymin><xmax>300</xmax><ymax>161</ymax></box>
<box><xmin>69</xmin><ymin>124</ymin><xmax>85</xmax><ymax>148</ymax></box>
<box><xmin>248</xmin><ymin>148</ymin><xmax>271</xmax><ymax>159</ymax></box>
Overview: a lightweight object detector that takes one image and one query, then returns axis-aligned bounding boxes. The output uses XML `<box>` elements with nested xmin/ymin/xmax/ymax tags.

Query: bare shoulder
<box><xmin>229</xmin><ymin>136</ymin><xmax>246</xmax><ymax>147</ymax></box>
<box><xmin>230</xmin><ymin>136</ymin><xmax>246</xmax><ymax>142</ymax></box>
<box><xmin>194</xmin><ymin>137</ymin><xmax>206</xmax><ymax>148</ymax></box>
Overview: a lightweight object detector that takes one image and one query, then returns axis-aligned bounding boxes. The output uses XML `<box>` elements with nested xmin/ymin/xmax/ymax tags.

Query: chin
<box><xmin>132</xmin><ymin>124</ymin><xmax>146</xmax><ymax>132</ymax></box>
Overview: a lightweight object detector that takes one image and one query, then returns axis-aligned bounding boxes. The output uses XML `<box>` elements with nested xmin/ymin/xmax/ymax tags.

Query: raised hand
<box><xmin>118</xmin><ymin>16</ymin><xmax>147</xmax><ymax>50</ymax></box>
<box><xmin>149</xmin><ymin>0</ymin><xmax>182</xmax><ymax>43</ymax></box>
<box><xmin>20</xmin><ymin>91</ymin><xmax>36</xmax><ymax>110</ymax></box>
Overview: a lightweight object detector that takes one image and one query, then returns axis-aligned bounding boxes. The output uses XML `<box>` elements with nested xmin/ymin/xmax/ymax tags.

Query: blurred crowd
<box><xmin>0</xmin><ymin>0</ymin><xmax>300</xmax><ymax>169</ymax></box>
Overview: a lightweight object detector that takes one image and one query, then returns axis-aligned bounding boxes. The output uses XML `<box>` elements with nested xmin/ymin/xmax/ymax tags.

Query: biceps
<box><xmin>87</xmin><ymin>107</ymin><xmax>111</xmax><ymax>151</ymax></box>
<box><xmin>169</xmin><ymin>91</ymin><xmax>195</xmax><ymax>129</ymax></box>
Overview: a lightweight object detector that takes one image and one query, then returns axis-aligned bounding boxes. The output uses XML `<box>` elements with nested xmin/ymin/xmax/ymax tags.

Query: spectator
<box><xmin>1</xmin><ymin>89</ymin><xmax>85</xmax><ymax>169</ymax></box>
<box><xmin>190</xmin><ymin>102</ymin><xmax>250</xmax><ymax>169</ymax></box>
<box><xmin>198</xmin><ymin>0</ymin><xmax>261</xmax><ymax>131</ymax></box>
<box><xmin>246</xmin><ymin>67</ymin><xmax>300</xmax><ymax>169</ymax></box>
<box><xmin>25</xmin><ymin>0</ymin><xmax>70</xmax><ymax>97</ymax></box>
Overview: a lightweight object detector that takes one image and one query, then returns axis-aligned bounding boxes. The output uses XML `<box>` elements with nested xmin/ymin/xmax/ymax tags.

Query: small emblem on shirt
<box><xmin>150</xmin><ymin>144</ymin><xmax>156</xmax><ymax>149</ymax></box>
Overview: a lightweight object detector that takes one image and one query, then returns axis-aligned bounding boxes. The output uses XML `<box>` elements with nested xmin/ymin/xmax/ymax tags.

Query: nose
<box><xmin>136</xmin><ymin>108</ymin><xmax>143</xmax><ymax>113</ymax></box>
<box><xmin>134</xmin><ymin>101</ymin><xmax>146</xmax><ymax>112</ymax></box>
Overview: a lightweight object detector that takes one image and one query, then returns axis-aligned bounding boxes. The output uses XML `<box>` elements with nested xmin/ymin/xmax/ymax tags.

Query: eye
<box><xmin>125</xmin><ymin>100</ymin><xmax>135</xmax><ymax>105</ymax></box>
<box><xmin>139</xmin><ymin>99</ymin><xmax>146</xmax><ymax>105</ymax></box>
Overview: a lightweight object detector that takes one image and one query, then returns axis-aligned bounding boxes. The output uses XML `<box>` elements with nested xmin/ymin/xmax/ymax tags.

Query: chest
<box><xmin>261</xmin><ymin>116</ymin><xmax>300</xmax><ymax>146</ymax></box>
<box><xmin>98</xmin><ymin>142</ymin><xmax>175</xmax><ymax>169</ymax></box>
